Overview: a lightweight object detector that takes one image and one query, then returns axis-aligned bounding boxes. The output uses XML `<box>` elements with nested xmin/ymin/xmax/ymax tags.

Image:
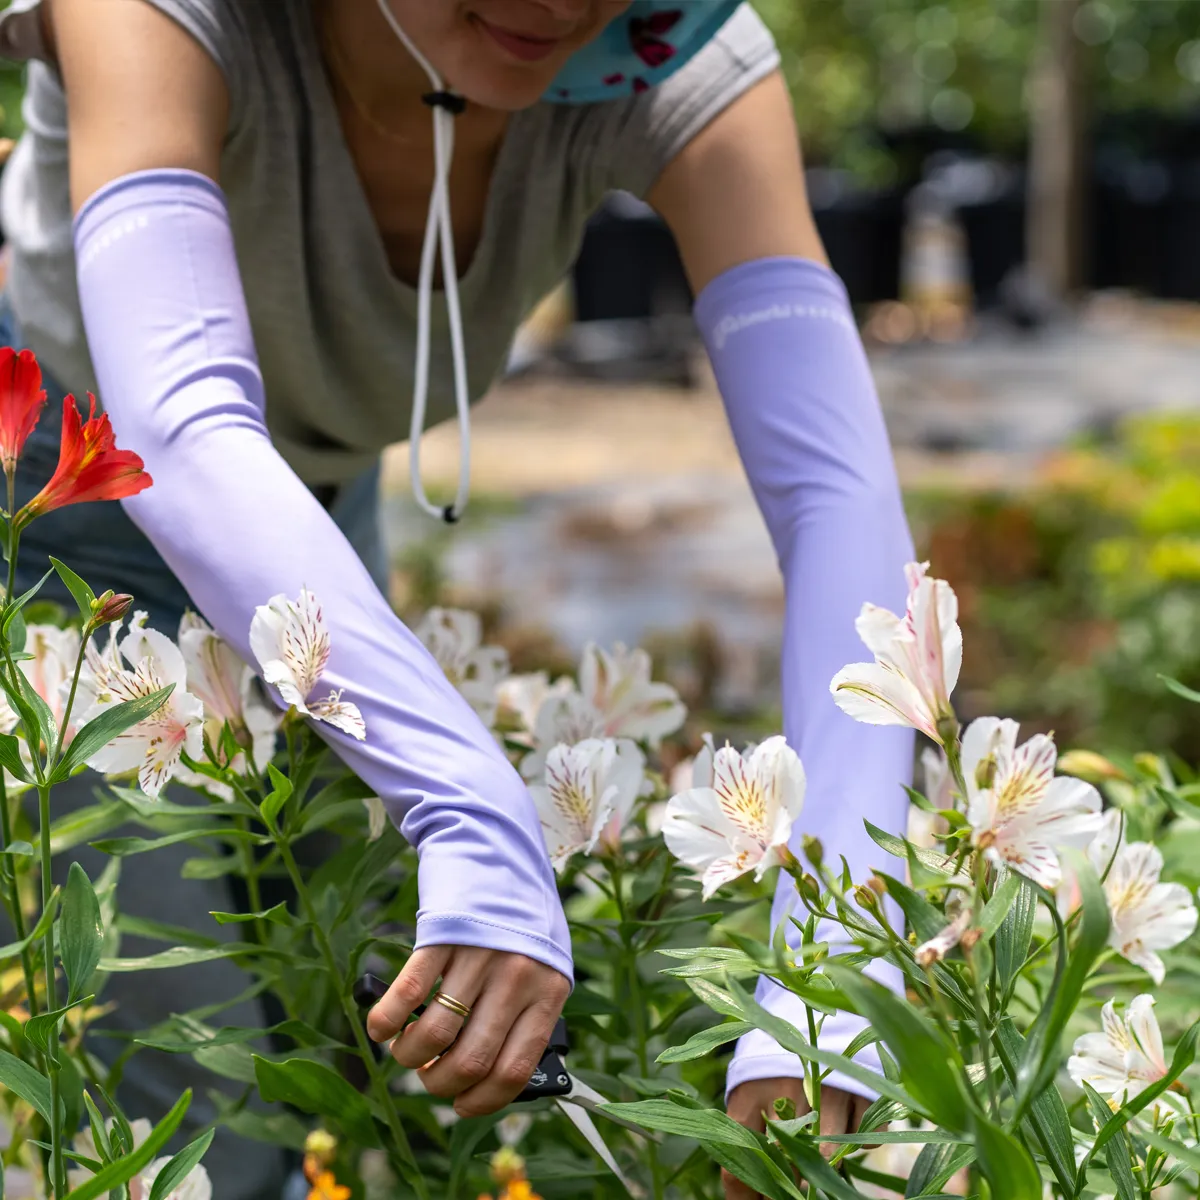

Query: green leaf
<box><xmin>0</xmin><ymin>734</ymin><xmax>30</xmax><ymax>784</ymax></box>
<box><xmin>822</xmin><ymin>1131</ymin><xmax>967</xmax><ymax>1146</ymax></box>
<box><xmin>48</xmin><ymin>558</ymin><xmax>96</xmax><ymax>624</ymax></box>
<box><xmin>180</xmin><ymin>855</ymin><xmax>239</xmax><ymax>880</ymax></box>
<box><xmin>0</xmin><ymin>1049</ymin><xmax>53</xmax><ymax>1121</ymax></box>
<box><xmin>0</xmin><ymin>885</ymin><xmax>60</xmax><ymax>959</ymax></box>
<box><xmin>209</xmin><ymin>1103</ymin><xmax>308</xmax><ymax>1150</ymax></box>
<box><xmin>252</xmin><ymin>1056</ymin><xmax>379</xmax><ymax>1145</ymax></box>
<box><xmin>51</xmin><ymin>686</ymin><xmax>174</xmax><ymax>783</ymax></box>
<box><xmin>63</xmin><ymin>1090</ymin><xmax>191</xmax><ymax>1200</ymax></box>
<box><xmin>1016</xmin><ymin>854</ymin><xmax>1110</xmax><ymax>1113</ymax></box>
<box><xmin>825</xmin><ymin>965</ymin><xmax>971</xmax><ymax>1132</ymax></box>
<box><xmin>994</xmin><ymin>874</ymin><xmax>1037</xmax><ymax>993</ymax></box>
<box><xmin>146</xmin><ymin>1130</ymin><xmax>213</xmax><ymax>1200</ymax></box>
<box><xmin>209</xmin><ymin>903</ymin><xmax>292</xmax><ymax>927</ymax></box>
<box><xmin>657</xmin><ymin>1021</ymin><xmax>754</xmax><ymax>1064</ymax></box>
<box><xmin>767</xmin><ymin>1121</ymin><xmax>869</xmax><ymax>1200</ymax></box>
<box><xmin>723</xmin><ymin>974</ymin><xmax>919</xmax><ymax>1111</ymax></box>
<box><xmin>1161</xmin><ymin>674</ymin><xmax>1200</xmax><ymax>705</ymax></box>
<box><xmin>260</xmin><ymin>763</ymin><xmax>293</xmax><ymax>830</ymax></box>
<box><xmin>972</xmin><ymin>1116</ymin><xmax>1042</xmax><ymax>1200</ymax></box>
<box><xmin>0</xmin><ymin>840</ymin><xmax>32</xmax><ymax>857</ymax></box>
<box><xmin>48</xmin><ymin>802</ymin><xmax>127</xmax><ymax>855</ymax></box>
<box><xmin>100</xmin><ymin>944</ymin><xmax>257</xmax><ymax>972</ymax></box>
<box><xmin>90</xmin><ymin>826</ymin><xmax>261</xmax><ymax>857</ymax></box>
<box><xmin>875</xmin><ymin>872</ymin><xmax>947</xmax><ymax>944</ymax></box>
<box><xmin>994</xmin><ymin>1018</ymin><xmax>1076</xmax><ymax>1198</ymax></box>
<box><xmin>596</xmin><ymin>1100</ymin><xmax>770</xmax><ymax>1147</ymax></box>
<box><xmin>2</xmin><ymin>567</ymin><xmax>54</xmax><ymax>638</ymax></box>
<box><xmin>1083</xmin><ymin>1083</ymin><xmax>1137</xmax><ymax>1200</ymax></box>
<box><xmin>1137</xmin><ymin>1125</ymin><xmax>1200</xmax><ymax>1175</ymax></box>
<box><xmin>24</xmin><ymin>997</ymin><xmax>91</xmax><ymax>1058</ymax></box>
<box><xmin>978</xmin><ymin>871</ymin><xmax>1022</xmax><ymax>940</ymax></box>
<box><xmin>61</xmin><ymin>862</ymin><xmax>104</xmax><ymax>1003</ymax></box>
<box><xmin>865</xmin><ymin>821</ymin><xmax>964</xmax><ymax>879</ymax></box>
<box><xmin>906</xmin><ymin>1141</ymin><xmax>975</xmax><ymax>1197</ymax></box>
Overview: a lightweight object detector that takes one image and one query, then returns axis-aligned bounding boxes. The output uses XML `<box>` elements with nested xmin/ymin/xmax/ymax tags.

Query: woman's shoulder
<box><xmin>536</xmin><ymin>4</ymin><xmax>780</xmax><ymax>203</ymax></box>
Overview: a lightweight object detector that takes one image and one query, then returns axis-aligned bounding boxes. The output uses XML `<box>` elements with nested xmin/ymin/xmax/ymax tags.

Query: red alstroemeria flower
<box><xmin>15</xmin><ymin>393</ymin><xmax>151</xmax><ymax>529</ymax></box>
<box><xmin>0</xmin><ymin>347</ymin><xmax>47</xmax><ymax>477</ymax></box>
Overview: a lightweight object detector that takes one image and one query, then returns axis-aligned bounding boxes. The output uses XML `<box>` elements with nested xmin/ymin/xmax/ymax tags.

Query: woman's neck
<box><xmin>316</xmin><ymin>0</ymin><xmax>509</xmax><ymax>153</ymax></box>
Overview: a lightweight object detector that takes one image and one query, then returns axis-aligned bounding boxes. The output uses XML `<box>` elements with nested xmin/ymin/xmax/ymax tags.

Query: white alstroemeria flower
<box><xmin>363</xmin><ymin>796</ymin><xmax>388</xmax><ymax>841</ymax></box>
<box><xmin>70</xmin><ymin>1117</ymin><xmax>210</xmax><ymax>1200</ymax></box>
<box><xmin>137</xmin><ymin>1157</ymin><xmax>212</xmax><ymax>1200</ymax></box>
<box><xmin>74</xmin><ymin>615</ymin><xmax>127</xmax><ymax>712</ymax></box>
<box><xmin>1069</xmin><ymin>995</ymin><xmax>1177</xmax><ymax>1113</ymax></box>
<box><xmin>249</xmin><ymin>589</ymin><xmax>365</xmax><ymax>740</ymax></box>
<box><xmin>529</xmin><ymin>738</ymin><xmax>645</xmax><ymax>871</ymax></box>
<box><xmin>69</xmin><ymin>1119</ymin><xmax>154</xmax><ymax>1191</ymax></box>
<box><xmin>579</xmin><ymin>642</ymin><xmax>686</xmax><ymax>746</ymax></box>
<box><xmin>962</xmin><ymin>717</ymin><xmax>1102</xmax><ymax>890</ymax></box>
<box><xmin>415</xmin><ymin>607</ymin><xmax>510</xmax><ymax>727</ymax></box>
<box><xmin>663</xmin><ymin>736</ymin><xmax>805</xmax><ymax>900</ymax></box>
<box><xmin>178</xmin><ymin>613</ymin><xmax>280</xmax><ymax>771</ymax></box>
<box><xmin>830</xmin><ymin>562</ymin><xmax>962</xmax><ymax>745</ymax></box>
<box><xmin>496</xmin><ymin>671</ymin><xmax>551</xmax><ymax>733</ymax></box>
<box><xmin>1069</xmin><ymin>809</ymin><xmax>1198</xmax><ymax>985</ymax></box>
<box><xmin>83</xmin><ymin>615</ymin><xmax>205</xmax><ymax>799</ymax></box>
<box><xmin>0</xmin><ymin>623</ymin><xmax>82</xmax><ymax>747</ymax></box>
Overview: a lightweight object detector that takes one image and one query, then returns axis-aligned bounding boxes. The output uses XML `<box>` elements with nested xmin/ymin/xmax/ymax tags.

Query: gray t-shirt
<box><xmin>0</xmin><ymin>0</ymin><xmax>778</xmax><ymax>483</ymax></box>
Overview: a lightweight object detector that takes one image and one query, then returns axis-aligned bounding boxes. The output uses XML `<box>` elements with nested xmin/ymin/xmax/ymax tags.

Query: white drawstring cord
<box><xmin>373</xmin><ymin>0</ymin><xmax>472</xmax><ymax>523</ymax></box>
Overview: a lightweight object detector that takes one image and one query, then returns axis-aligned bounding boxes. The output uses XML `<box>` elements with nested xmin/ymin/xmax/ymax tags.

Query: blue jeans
<box><xmin>0</xmin><ymin>297</ymin><xmax>389</xmax><ymax>1199</ymax></box>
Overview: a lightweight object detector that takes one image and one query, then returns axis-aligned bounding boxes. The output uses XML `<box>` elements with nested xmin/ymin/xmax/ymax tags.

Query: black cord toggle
<box><xmin>422</xmin><ymin>90</ymin><xmax>467</xmax><ymax>115</ymax></box>
<box><xmin>442</xmin><ymin>503</ymin><xmax>460</xmax><ymax>525</ymax></box>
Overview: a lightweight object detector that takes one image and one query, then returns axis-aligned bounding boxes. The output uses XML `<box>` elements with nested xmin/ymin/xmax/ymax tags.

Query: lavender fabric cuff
<box><xmin>72</xmin><ymin>168</ymin><xmax>573</xmax><ymax>985</ymax></box>
<box><xmin>696</xmin><ymin>257</ymin><xmax>915</xmax><ymax>1100</ymax></box>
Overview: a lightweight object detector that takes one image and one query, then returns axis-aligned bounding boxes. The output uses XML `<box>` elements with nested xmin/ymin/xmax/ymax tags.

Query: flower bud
<box><xmin>853</xmin><ymin>884</ymin><xmax>880</xmax><ymax>914</ymax></box>
<box><xmin>798</xmin><ymin>873</ymin><xmax>821</xmax><ymax>905</ymax></box>
<box><xmin>490</xmin><ymin>1147</ymin><xmax>527</xmax><ymax>1186</ymax></box>
<box><xmin>1057</xmin><ymin>750</ymin><xmax>1128</xmax><ymax>785</ymax></box>
<box><xmin>935</xmin><ymin>713</ymin><xmax>961</xmax><ymax>747</ymax></box>
<box><xmin>974</xmin><ymin>752</ymin><xmax>998</xmax><ymax>792</ymax></box>
<box><xmin>304</xmin><ymin>1129</ymin><xmax>337</xmax><ymax>1163</ymax></box>
<box><xmin>802</xmin><ymin>835</ymin><xmax>824</xmax><ymax>869</ymax></box>
<box><xmin>89</xmin><ymin>590</ymin><xmax>133</xmax><ymax>627</ymax></box>
<box><xmin>867</xmin><ymin>873</ymin><xmax>887</xmax><ymax>897</ymax></box>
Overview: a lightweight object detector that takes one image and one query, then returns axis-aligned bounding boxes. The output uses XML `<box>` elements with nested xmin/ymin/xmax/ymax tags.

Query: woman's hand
<box><xmin>366</xmin><ymin>945</ymin><xmax>571</xmax><ymax>1117</ymax></box>
<box><xmin>724</xmin><ymin>1079</ymin><xmax>873</xmax><ymax>1199</ymax></box>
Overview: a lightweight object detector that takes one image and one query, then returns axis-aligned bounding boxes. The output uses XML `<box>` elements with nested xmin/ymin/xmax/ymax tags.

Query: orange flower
<box><xmin>305</xmin><ymin>1171</ymin><xmax>351</xmax><ymax>1200</ymax></box>
<box><xmin>499</xmin><ymin>1183</ymin><xmax>540</xmax><ymax>1200</ymax></box>
<box><xmin>0</xmin><ymin>347</ymin><xmax>46</xmax><ymax>476</ymax></box>
<box><xmin>15</xmin><ymin>394</ymin><xmax>151</xmax><ymax>529</ymax></box>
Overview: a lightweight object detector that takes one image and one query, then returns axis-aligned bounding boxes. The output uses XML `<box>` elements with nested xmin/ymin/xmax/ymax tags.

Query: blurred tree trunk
<box><xmin>1026</xmin><ymin>0</ymin><xmax>1088</xmax><ymax>299</ymax></box>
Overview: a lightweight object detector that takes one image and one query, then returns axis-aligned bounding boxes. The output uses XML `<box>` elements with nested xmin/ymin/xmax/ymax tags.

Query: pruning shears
<box><xmin>353</xmin><ymin>973</ymin><xmax>633</xmax><ymax>1190</ymax></box>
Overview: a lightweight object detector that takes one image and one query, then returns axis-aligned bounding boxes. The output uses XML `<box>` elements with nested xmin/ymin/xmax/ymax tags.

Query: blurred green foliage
<box><xmin>914</xmin><ymin>412</ymin><xmax>1200</xmax><ymax>766</ymax></box>
<box><xmin>751</xmin><ymin>0</ymin><xmax>1200</xmax><ymax>181</ymax></box>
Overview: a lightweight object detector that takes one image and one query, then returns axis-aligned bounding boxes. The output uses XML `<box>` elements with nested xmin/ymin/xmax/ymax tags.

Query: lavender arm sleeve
<box><xmin>72</xmin><ymin>168</ymin><xmax>573</xmax><ymax>983</ymax></box>
<box><xmin>694</xmin><ymin>258</ymin><xmax>915</xmax><ymax>1099</ymax></box>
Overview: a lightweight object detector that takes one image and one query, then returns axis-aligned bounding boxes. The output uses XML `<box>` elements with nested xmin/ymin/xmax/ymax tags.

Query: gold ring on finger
<box><xmin>433</xmin><ymin>991</ymin><xmax>471</xmax><ymax>1019</ymax></box>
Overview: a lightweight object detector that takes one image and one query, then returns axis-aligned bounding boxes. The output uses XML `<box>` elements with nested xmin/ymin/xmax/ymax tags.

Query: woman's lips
<box><xmin>476</xmin><ymin>17</ymin><xmax>562</xmax><ymax>62</ymax></box>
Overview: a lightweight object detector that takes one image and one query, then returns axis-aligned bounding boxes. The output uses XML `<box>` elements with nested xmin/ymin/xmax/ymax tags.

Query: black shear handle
<box><xmin>353</xmin><ymin>973</ymin><xmax>572</xmax><ymax>1103</ymax></box>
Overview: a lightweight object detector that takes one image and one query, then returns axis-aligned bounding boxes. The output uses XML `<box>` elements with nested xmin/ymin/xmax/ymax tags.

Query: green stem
<box><xmin>0</xmin><ymin>773</ymin><xmax>38</xmax><ymax>1018</ymax></box>
<box><xmin>37</xmin><ymin>784</ymin><xmax>64</xmax><ymax>1198</ymax></box>
<box><xmin>234</xmin><ymin>815</ymin><xmax>267</xmax><ymax>947</ymax></box>
<box><xmin>5</xmin><ymin>473</ymin><xmax>17</xmax><ymax>609</ymax></box>
<box><xmin>276</xmin><ymin>837</ymin><xmax>428</xmax><ymax>1200</ymax></box>
<box><xmin>611</xmin><ymin>858</ymin><xmax>664</xmax><ymax>1200</ymax></box>
<box><xmin>52</xmin><ymin>629</ymin><xmax>92</xmax><ymax>764</ymax></box>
